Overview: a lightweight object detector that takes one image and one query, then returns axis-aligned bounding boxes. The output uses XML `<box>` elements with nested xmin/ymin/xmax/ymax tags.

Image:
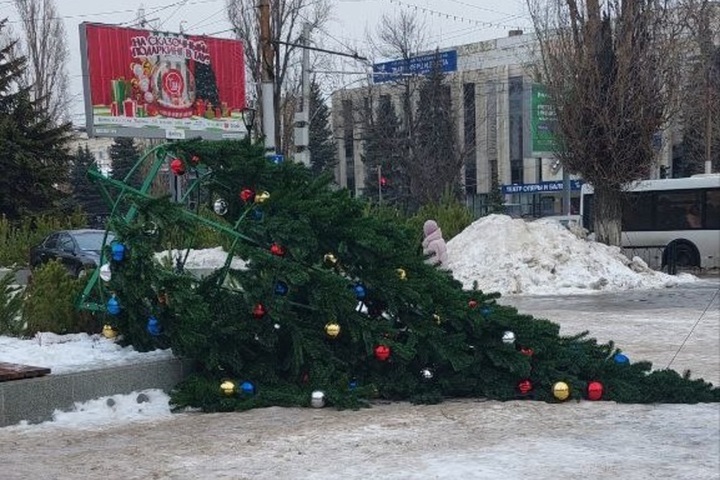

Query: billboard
<box><xmin>79</xmin><ymin>23</ymin><xmax>246</xmax><ymax>140</ymax></box>
<box><xmin>530</xmin><ymin>83</ymin><xmax>559</xmax><ymax>156</ymax></box>
<box><xmin>372</xmin><ymin>50</ymin><xmax>457</xmax><ymax>84</ymax></box>
<box><xmin>501</xmin><ymin>180</ymin><xmax>583</xmax><ymax>195</ymax></box>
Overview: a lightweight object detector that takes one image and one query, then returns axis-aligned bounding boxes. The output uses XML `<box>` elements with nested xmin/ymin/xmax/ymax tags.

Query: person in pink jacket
<box><xmin>422</xmin><ymin>219</ymin><xmax>448</xmax><ymax>268</ymax></box>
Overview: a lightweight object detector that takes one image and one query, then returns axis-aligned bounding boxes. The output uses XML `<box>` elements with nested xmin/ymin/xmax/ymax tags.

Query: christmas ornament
<box><xmin>102</xmin><ymin>324</ymin><xmax>117</xmax><ymax>339</ymax></box>
<box><xmin>517</xmin><ymin>379</ymin><xmax>533</xmax><ymax>395</ymax></box>
<box><xmin>252</xmin><ymin>303</ymin><xmax>267</xmax><ymax>319</ymax></box>
<box><xmin>99</xmin><ymin>263</ymin><xmax>112</xmax><ymax>282</ymax></box>
<box><xmin>520</xmin><ymin>347</ymin><xmax>534</xmax><ymax>357</ymax></box>
<box><xmin>587</xmin><ymin>381</ymin><xmax>604</xmax><ymax>401</ymax></box>
<box><xmin>189</xmin><ymin>154</ymin><xmax>201</xmax><ymax>166</ymax></box>
<box><xmin>374</xmin><ymin>345</ymin><xmax>391</xmax><ymax>361</ymax></box>
<box><xmin>143</xmin><ymin>221</ymin><xmax>159</xmax><ymax>236</ymax></box>
<box><xmin>310</xmin><ymin>390</ymin><xmax>326</xmax><ymax>408</ymax></box>
<box><xmin>269</xmin><ymin>243</ymin><xmax>286</xmax><ymax>257</ymax></box>
<box><xmin>240</xmin><ymin>381</ymin><xmax>256</xmax><ymax>396</ymax></box>
<box><xmin>349</xmin><ymin>378</ymin><xmax>359</xmax><ymax>390</ymax></box>
<box><xmin>353</xmin><ymin>283</ymin><xmax>366</xmax><ymax>300</ymax></box>
<box><xmin>420</xmin><ymin>368</ymin><xmax>434</xmax><ymax>380</ymax></box>
<box><xmin>274</xmin><ymin>281</ymin><xmax>289</xmax><ymax>296</ymax></box>
<box><xmin>396</xmin><ymin>268</ymin><xmax>407</xmax><ymax>280</ymax></box>
<box><xmin>157</xmin><ymin>290</ymin><xmax>168</xmax><ymax>305</ymax></box>
<box><xmin>170</xmin><ymin>158</ymin><xmax>186</xmax><ymax>175</ymax></box>
<box><xmin>111</xmin><ymin>242</ymin><xmax>126</xmax><ymax>262</ymax></box>
<box><xmin>146</xmin><ymin>316</ymin><xmax>161</xmax><ymax>336</ymax></box>
<box><xmin>502</xmin><ymin>331</ymin><xmax>516</xmax><ymax>344</ymax></box>
<box><xmin>355</xmin><ymin>301</ymin><xmax>369</xmax><ymax>315</ymax></box>
<box><xmin>220</xmin><ymin>380</ymin><xmax>237</xmax><ymax>396</ymax></box>
<box><xmin>273</xmin><ymin>323</ymin><xmax>281</xmax><ymax>330</ymax></box>
<box><xmin>614</xmin><ymin>353</ymin><xmax>630</xmax><ymax>364</ymax></box>
<box><xmin>433</xmin><ymin>314</ymin><xmax>442</xmax><ymax>325</ymax></box>
<box><xmin>552</xmin><ymin>381</ymin><xmax>570</xmax><ymax>401</ymax></box>
<box><xmin>106</xmin><ymin>295</ymin><xmax>120</xmax><ymax>315</ymax></box>
<box><xmin>468</xmin><ymin>299</ymin><xmax>478</xmax><ymax>309</ymax></box>
<box><xmin>325</xmin><ymin>322</ymin><xmax>341</xmax><ymax>338</ymax></box>
<box><xmin>480</xmin><ymin>306</ymin><xmax>492</xmax><ymax>316</ymax></box>
<box><xmin>213</xmin><ymin>199</ymin><xmax>228</xmax><ymax>216</ymax></box>
<box><xmin>254</xmin><ymin>191</ymin><xmax>271</xmax><ymax>203</ymax></box>
<box><xmin>240</xmin><ymin>188</ymin><xmax>256</xmax><ymax>203</ymax></box>
<box><xmin>323</xmin><ymin>253</ymin><xmax>338</xmax><ymax>268</ymax></box>
<box><xmin>252</xmin><ymin>207</ymin><xmax>264</xmax><ymax>221</ymax></box>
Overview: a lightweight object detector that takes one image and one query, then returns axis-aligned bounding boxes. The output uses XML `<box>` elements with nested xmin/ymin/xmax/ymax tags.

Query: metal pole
<box><xmin>377</xmin><ymin>164</ymin><xmax>382</xmax><ymax>204</ymax></box>
<box><xmin>258</xmin><ymin>0</ymin><xmax>275</xmax><ymax>152</ymax></box>
<box><xmin>562</xmin><ymin>165</ymin><xmax>571</xmax><ymax>215</ymax></box>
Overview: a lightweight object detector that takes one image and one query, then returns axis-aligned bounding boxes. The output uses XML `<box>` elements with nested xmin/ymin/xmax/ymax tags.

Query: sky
<box><xmin>2</xmin><ymin>0</ymin><xmax>531</xmax><ymax>127</ymax></box>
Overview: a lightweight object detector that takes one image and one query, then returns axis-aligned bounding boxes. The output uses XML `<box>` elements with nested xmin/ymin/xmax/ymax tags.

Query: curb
<box><xmin>0</xmin><ymin>357</ymin><xmax>194</xmax><ymax>427</ymax></box>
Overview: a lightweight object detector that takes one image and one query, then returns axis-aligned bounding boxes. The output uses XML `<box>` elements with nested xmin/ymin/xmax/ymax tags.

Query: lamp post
<box><xmin>241</xmin><ymin>106</ymin><xmax>257</xmax><ymax>141</ymax></box>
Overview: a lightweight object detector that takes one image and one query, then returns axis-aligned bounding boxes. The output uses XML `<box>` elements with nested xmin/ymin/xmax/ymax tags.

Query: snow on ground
<box><xmin>446</xmin><ymin>214</ymin><xmax>697</xmax><ymax>295</ymax></box>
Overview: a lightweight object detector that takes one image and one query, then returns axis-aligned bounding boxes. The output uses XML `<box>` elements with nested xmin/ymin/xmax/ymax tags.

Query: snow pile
<box><xmin>446</xmin><ymin>214</ymin><xmax>697</xmax><ymax>296</ymax></box>
<box><xmin>0</xmin><ymin>333</ymin><xmax>174</xmax><ymax>374</ymax></box>
<box><xmin>155</xmin><ymin>246</ymin><xmax>248</xmax><ymax>270</ymax></box>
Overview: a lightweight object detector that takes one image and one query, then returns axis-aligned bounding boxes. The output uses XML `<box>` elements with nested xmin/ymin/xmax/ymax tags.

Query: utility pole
<box><xmin>258</xmin><ymin>0</ymin><xmax>276</xmax><ymax>153</ymax></box>
<box><xmin>294</xmin><ymin>23</ymin><xmax>311</xmax><ymax>166</ymax></box>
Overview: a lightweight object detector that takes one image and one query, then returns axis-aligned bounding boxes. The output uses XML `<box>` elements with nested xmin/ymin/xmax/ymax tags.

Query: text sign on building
<box><xmin>372</xmin><ymin>50</ymin><xmax>457</xmax><ymax>84</ymax></box>
<box><xmin>502</xmin><ymin>180</ymin><xmax>583</xmax><ymax>195</ymax></box>
<box><xmin>79</xmin><ymin>23</ymin><xmax>246</xmax><ymax>141</ymax></box>
<box><xmin>531</xmin><ymin>83</ymin><xmax>560</xmax><ymax>155</ymax></box>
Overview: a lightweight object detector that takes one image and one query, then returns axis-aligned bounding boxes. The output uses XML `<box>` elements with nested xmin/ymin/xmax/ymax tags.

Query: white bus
<box><xmin>580</xmin><ymin>174</ymin><xmax>720</xmax><ymax>271</ymax></box>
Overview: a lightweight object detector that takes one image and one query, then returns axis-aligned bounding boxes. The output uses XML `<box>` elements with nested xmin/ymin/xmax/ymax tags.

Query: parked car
<box><xmin>29</xmin><ymin>229</ymin><xmax>115</xmax><ymax>278</ymax></box>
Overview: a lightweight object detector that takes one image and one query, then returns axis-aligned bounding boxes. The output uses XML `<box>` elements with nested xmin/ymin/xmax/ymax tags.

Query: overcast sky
<box><xmin>2</xmin><ymin>0</ymin><xmax>530</xmax><ymax>126</ymax></box>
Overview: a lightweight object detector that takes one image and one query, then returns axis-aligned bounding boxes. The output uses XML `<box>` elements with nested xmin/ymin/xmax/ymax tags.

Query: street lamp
<box><xmin>241</xmin><ymin>106</ymin><xmax>257</xmax><ymax>139</ymax></box>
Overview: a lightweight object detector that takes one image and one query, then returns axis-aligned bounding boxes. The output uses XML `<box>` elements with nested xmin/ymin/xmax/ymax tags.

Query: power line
<box><xmin>387</xmin><ymin>0</ymin><xmax>526</xmax><ymax>30</ymax></box>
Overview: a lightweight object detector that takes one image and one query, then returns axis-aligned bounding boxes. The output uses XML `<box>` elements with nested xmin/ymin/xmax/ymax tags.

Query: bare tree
<box><xmin>13</xmin><ymin>0</ymin><xmax>70</xmax><ymax>125</ymax></box>
<box><xmin>226</xmin><ymin>0</ymin><xmax>332</xmax><ymax>154</ymax></box>
<box><xmin>527</xmin><ymin>0</ymin><xmax>690</xmax><ymax>246</ymax></box>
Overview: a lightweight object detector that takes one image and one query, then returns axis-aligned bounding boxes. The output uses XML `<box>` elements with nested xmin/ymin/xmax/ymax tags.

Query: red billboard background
<box><xmin>81</xmin><ymin>23</ymin><xmax>245</xmax><ymax>138</ymax></box>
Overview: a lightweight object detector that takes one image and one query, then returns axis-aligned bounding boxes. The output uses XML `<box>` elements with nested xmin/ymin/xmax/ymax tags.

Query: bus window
<box><xmin>706</xmin><ymin>190</ymin><xmax>720</xmax><ymax>229</ymax></box>
<box><xmin>656</xmin><ymin>191</ymin><xmax>700</xmax><ymax>230</ymax></box>
<box><xmin>622</xmin><ymin>192</ymin><xmax>654</xmax><ymax>231</ymax></box>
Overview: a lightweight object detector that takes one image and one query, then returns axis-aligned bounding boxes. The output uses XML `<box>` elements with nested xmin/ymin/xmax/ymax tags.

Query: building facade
<box><xmin>330</xmin><ymin>31</ymin><xmax>675</xmax><ymax>217</ymax></box>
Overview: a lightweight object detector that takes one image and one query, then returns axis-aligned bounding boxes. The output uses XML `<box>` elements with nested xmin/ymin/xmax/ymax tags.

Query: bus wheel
<box><xmin>662</xmin><ymin>240</ymin><xmax>700</xmax><ymax>271</ymax></box>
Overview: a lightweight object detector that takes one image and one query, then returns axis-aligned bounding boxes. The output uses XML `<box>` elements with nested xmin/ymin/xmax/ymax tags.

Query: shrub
<box><xmin>22</xmin><ymin>260</ymin><xmax>97</xmax><ymax>335</ymax></box>
<box><xmin>0</xmin><ymin>267</ymin><xmax>24</xmax><ymax>336</ymax></box>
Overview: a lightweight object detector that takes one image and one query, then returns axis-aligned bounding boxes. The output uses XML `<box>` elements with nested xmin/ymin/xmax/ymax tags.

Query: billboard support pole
<box><xmin>258</xmin><ymin>0</ymin><xmax>276</xmax><ymax>152</ymax></box>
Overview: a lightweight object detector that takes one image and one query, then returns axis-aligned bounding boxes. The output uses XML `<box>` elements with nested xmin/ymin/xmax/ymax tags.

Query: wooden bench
<box><xmin>0</xmin><ymin>362</ymin><xmax>51</xmax><ymax>382</ymax></box>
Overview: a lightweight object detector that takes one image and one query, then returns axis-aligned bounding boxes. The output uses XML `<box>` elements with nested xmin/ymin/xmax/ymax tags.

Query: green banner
<box><xmin>531</xmin><ymin>84</ymin><xmax>558</xmax><ymax>155</ymax></box>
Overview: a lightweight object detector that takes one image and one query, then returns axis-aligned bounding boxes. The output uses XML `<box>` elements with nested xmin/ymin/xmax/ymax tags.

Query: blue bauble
<box><xmin>111</xmin><ymin>242</ymin><xmax>126</xmax><ymax>262</ymax></box>
<box><xmin>614</xmin><ymin>353</ymin><xmax>630</xmax><ymax>364</ymax></box>
<box><xmin>240</xmin><ymin>381</ymin><xmax>256</xmax><ymax>395</ymax></box>
<box><xmin>146</xmin><ymin>316</ymin><xmax>161</xmax><ymax>336</ymax></box>
<box><xmin>480</xmin><ymin>306</ymin><xmax>492</xmax><ymax>316</ymax></box>
<box><xmin>106</xmin><ymin>296</ymin><xmax>120</xmax><ymax>315</ymax></box>
<box><xmin>353</xmin><ymin>284</ymin><xmax>366</xmax><ymax>300</ymax></box>
<box><xmin>349</xmin><ymin>379</ymin><xmax>359</xmax><ymax>390</ymax></box>
<box><xmin>274</xmin><ymin>281</ymin><xmax>289</xmax><ymax>296</ymax></box>
<box><xmin>252</xmin><ymin>207</ymin><xmax>264</xmax><ymax>221</ymax></box>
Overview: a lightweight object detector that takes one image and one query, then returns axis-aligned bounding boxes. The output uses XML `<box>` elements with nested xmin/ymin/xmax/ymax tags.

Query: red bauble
<box><xmin>252</xmin><ymin>303</ymin><xmax>267</xmax><ymax>319</ymax></box>
<box><xmin>374</xmin><ymin>345</ymin><xmax>391</xmax><ymax>361</ymax></box>
<box><xmin>468</xmin><ymin>299</ymin><xmax>478</xmax><ymax>309</ymax></box>
<box><xmin>269</xmin><ymin>243</ymin><xmax>286</xmax><ymax>257</ymax></box>
<box><xmin>517</xmin><ymin>379</ymin><xmax>533</xmax><ymax>395</ymax></box>
<box><xmin>520</xmin><ymin>347</ymin><xmax>534</xmax><ymax>357</ymax></box>
<box><xmin>189</xmin><ymin>154</ymin><xmax>201</xmax><ymax>166</ymax></box>
<box><xmin>587</xmin><ymin>381</ymin><xmax>604</xmax><ymax>401</ymax></box>
<box><xmin>170</xmin><ymin>158</ymin><xmax>186</xmax><ymax>175</ymax></box>
<box><xmin>240</xmin><ymin>188</ymin><xmax>256</xmax><ymax>203</ymax></box>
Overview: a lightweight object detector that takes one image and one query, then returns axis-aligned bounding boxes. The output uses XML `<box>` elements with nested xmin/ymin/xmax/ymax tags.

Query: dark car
<box><xmin>29</xmin><ymin>229</ymin><xmax>115</xmax><ymax>278</ymax></box>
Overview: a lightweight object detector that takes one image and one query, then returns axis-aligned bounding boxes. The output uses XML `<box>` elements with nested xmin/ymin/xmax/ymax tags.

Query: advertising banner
<box><xmin>501</xmin><ymin>180</ymin><xmax>583</xmax><ymax>195</ymax></box>
<box><xmin>531</xmin><ymin>83</ymin><xmax>559</xmax><ymax>156</ymax></box>
<box><xmin>79</xmin><ymin>23</ymin><xmax>246</xmax><ymax>140</ymax></box>
<box><xmin>372</xmin><ymin>50</ymin><xmax>457</xmax><ymax>84</ymax></box>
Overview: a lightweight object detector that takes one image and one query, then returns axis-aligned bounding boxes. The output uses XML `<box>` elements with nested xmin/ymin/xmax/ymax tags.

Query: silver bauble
<box><xmin>99</xmin><ymin>263</ymin><xmax>112</xmax><ymax>282</ymax></box>
<box><xmin>213</xmin><ymin>198</ymin><xmax>228</xmax><ymax>216</ymax></box>
<box><xmin>310</xmin><ymin>390</ymin><xmax>326</xmax><ymax>408</ymax></box>
<box><xmin>420</xmin><ymin>368</ymin><xmax>434</xmax><ymax>380</ymax></box>
<box><xmin>502</xmin><ymin>331</ymin><xmax>516</xmax><ymax>344</ymax></box>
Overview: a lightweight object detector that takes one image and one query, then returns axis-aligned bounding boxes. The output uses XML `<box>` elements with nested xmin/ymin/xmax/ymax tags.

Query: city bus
<box><xmin>580</xmin><ymin>174</ymin><xmax>720</xmax><ymax>271</ymax></box>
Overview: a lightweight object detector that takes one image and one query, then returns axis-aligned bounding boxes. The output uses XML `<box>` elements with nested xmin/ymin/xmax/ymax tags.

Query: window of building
<box><xmin>508</xmin><ymin>76</ymin><xmax>524</xmax><ymax>185</ymax></box>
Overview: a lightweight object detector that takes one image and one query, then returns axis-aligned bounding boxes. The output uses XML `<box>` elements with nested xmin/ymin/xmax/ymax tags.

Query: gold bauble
<box><xmin>396</xmin><ymin>268</ymin><xmax>407</xmax><ymax>280</ymax></box>
<box><xmin>433</xmin><ymin>314</ymin><xmax>442</xmax><ymax>325</ymax></box>
<box><xmin>323</xmin><ymin>253</ymin><xmax>338</xmax><ymax>267</ymax></box>
<box><xmin>102</xmin><ymin>324</ymin><xmax>117</xmax><ymax>339</ymax></box>
<box><xmin>254</xmin><ymin>191</ymin><xmax>271</xmax><ymax>203</ymax></box>
<box><xmin>220</xmin><ymin>379</ymin><xmax>238</xmax><ymax>396</ymax></box>
<box><xmin>324</xmin><ymin>322</ymin><xmax>341</xmax><ymax>338</ymax></box>
<box><xmin>552</xmin><ymin>381</ymin><xmax>570</xmax><ymax>401</ymax></box>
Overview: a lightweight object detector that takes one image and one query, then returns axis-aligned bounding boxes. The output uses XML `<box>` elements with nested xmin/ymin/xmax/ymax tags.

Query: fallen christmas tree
<box><xmin>79</xmin><ymin>139</ymin><xmax>719</xmax><ymax>411</ymax></box>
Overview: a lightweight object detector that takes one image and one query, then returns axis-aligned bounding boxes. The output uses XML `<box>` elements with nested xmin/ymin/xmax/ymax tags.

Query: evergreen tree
<box><xmin>361</xmin><ymin>95</ymin><xmax>408</xmax><ymax>207</ymax></box>
<box><xmin>409</xmin><ymin>51</ymin><xmax>463</xmax><ymax>207</ymax></box>
<box><xmin>0</xmin><ymin>18</ymin><xmax>73</xmax><ymax>220</ymax></box>
<box><xmin>79</xmin><ymin>139</ymin><xmax>719</xmax><ymax>412</ymax></box>
<box><xmin>487</xmin><ymin>172</ymin><xmax>506</xmax><ymax>214</ymax></box>
<box><xmin>109</xmin><ymin>137</ymin><xmax>141</xmax><ymax>188</ymax></box>
<box><xmin>193</xmin><ymin>60</ymin><xmax>220</xmax><ymax>109</ymax></box>
<box><xmin>71</xmin><ymin>145</ymin><xmax>107</xmax><ymax>227</ymax></box>
<box><xmin>307</xmin><ymin>80</ymin><xmax>336</xmax><ymax>176</ymax></box>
